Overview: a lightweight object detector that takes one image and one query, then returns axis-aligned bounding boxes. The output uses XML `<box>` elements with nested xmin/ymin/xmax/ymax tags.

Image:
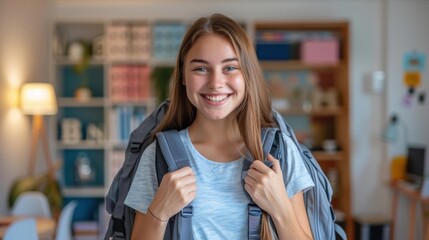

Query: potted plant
<box><xmin>151</xmin><ymin>66</ymin><xmax>174</xmax><ymax>103</ymax></box>
<box><xmin>69</xmin><ymin>41</ymin><xmax>92</xmax><ymax>102</ymax></box>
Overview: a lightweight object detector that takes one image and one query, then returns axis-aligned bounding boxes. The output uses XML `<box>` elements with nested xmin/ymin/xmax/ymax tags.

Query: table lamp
<box><xmin>20</xmin><ymin>83</ymin><xmax>58</xmax><ymax>175</ymax></box>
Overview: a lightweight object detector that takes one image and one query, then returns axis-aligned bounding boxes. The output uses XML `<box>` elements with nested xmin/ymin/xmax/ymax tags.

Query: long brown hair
<box><xmin>156</xmin><ymin>13</ymin><xmax>275</xmax><ymax>239</ymax></box>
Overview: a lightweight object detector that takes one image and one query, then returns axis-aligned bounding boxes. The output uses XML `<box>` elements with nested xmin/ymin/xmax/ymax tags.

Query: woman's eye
<box><xmin>224</xmin><ymin>66</ymin><xmax>238</xmax><ymax>72</ymax></box>
<box><xmin>194</xmin><ymin>67</ymin><xmax>208</xmax><ymax>72</ymax></box>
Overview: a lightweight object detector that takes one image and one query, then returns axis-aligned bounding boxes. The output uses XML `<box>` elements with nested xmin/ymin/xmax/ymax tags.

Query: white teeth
<box><xmin>205</xmin><ymin>95</ymin><xmax>228</xmax><ymax>102</ymax></box>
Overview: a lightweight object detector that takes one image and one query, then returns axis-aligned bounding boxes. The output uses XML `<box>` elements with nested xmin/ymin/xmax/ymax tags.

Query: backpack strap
<box><xmin>156</xmin><ymin>130</ymin><xmax>190</xmax><ymax>171</ymax></box>
<box><xmin>273</xmin><ymin>110</ymin><xmax>345</xmax><ymax>240</ymax></box>
<box><xmin>157</xmin><ymin>128</ymin><xmax>281</xmax><ymax>240</ymax></box>
<box><xmin>241</xmin><ymin>128</ymin><xmax>277</xmax><ymax>178</ymax></box>
<box><xmin>242</xmin><ymin>128</ymin><xmax>282</xmax><ymax>240</ymax></box>
<box><xmin>156</xmin><ymin>130</ymin><xmax>193</xmax><ymax>240</ymax></box>
<box><xmin>106</xmin><ymin>100</ymin><xmax>169</xmax><ymax>240</ymax></box>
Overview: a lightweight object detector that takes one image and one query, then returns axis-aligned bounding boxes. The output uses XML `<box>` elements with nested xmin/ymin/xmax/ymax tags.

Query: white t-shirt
<box><xmin>125</xmin><ymin>128</ymin><xmax>314</xmax><ymax>239</ymax></box>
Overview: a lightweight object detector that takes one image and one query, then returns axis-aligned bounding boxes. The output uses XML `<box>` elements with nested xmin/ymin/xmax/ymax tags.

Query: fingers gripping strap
<box><xmin>242</xmin><ymin>128</ymin><xmax>279</xmax><ymax>183</ymax></box>
<box><xmin>156</xmin><ymin>130</ymin><xmax>193</xmax><ymax>240</ymax></box>
<box><xmin>156</xmin><ymin>130</ymin><xmax>190</xmax><ymax>171</ymax></box>
<box><xmin>242</xmin><ymin>128</ymin><xmax>278</xmax><ymax>240</ymax></box>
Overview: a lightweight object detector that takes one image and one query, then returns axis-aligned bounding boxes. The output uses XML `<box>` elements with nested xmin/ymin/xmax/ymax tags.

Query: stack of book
<box><xmin>110</xmin><ymin>65</ymin><xmax>151</xmax><ymax>102</ymax></box>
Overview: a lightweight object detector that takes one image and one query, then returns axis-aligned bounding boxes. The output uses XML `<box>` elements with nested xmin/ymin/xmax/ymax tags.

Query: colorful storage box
<box><xmin>256</xmin><ymin>43</ymin><xmax>297</xmax><ymax>60</ymax></box>
<box><xmin>301</xmin><ymin>39</ymin><xmax>339</xmax><ymax>64</ymax></box>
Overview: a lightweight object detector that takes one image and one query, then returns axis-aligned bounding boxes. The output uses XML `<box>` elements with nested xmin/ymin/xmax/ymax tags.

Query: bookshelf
<box><xmin>254</xmin><ymin>21</ymin><xmax>352</xmax><ymax>237</ymax></box>
<box><xmin>51</xmin><ymin>20</ymin><xmax>184</xmax><ymax>231</ymax></box>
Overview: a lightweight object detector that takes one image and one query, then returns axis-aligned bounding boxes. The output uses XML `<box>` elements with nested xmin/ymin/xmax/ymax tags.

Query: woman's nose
<box><xmin>207</xmin><ymin>70</ymin><xmax>224</xmax><ymax>89</ymax></box>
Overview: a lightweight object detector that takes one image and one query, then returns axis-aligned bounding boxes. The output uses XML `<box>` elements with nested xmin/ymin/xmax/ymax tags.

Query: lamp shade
<box><xmin>20</xmin><ymin>83</ymin><xmax>58</xmax><ymax>115</ymax></box>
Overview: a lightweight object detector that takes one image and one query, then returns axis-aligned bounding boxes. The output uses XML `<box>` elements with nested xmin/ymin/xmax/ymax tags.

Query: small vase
<box><xmin>75</xmin><ymin>87</ymin><xmax>92</xmax><ymax>102</ymax></box>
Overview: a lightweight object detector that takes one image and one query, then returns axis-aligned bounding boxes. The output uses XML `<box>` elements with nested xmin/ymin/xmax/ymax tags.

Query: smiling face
<box><xmin>183</xmin><ymin>33</ymin><xmax>245</xmax><ymax>122</ymax></box>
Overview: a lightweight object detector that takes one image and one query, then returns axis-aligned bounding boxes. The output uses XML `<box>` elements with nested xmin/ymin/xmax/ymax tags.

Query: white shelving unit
<box><xmin>51</xmin><ymin>20</ymin><xmax>179</xmax><ymax>201</ymax></box>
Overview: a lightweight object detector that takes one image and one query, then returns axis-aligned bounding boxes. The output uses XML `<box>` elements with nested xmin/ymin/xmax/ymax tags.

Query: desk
<box><xmin>0</xmin><ymin>216</ymin><xmax>56</xmax><ymax>240</ymax></box>
<box><xmin>390</xmin><ymin>181</ymin><xmax>429</xmax><ymax>240</ymax></box>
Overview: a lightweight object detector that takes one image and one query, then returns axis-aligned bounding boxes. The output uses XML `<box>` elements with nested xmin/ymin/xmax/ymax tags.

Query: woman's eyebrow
<box><xmin>189</xmin><ymin>58</ymin><xmax>238</xmax><ymax>64</ymax></box>
<box><xmin>189</xmin><ymin>58</ymin><xmax>208</xmax><ymax>64</ymax></box>
<box><xmin>222</xmin><ymin>58</ymin><xmax>238</xmax><ymax>63</ymax></box>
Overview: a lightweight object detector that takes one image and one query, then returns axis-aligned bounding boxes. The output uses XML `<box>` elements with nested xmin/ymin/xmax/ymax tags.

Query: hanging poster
<box><xmin>402</xmin><ymin>51</ymin><xmax>426</xmax><ymax>107</ymax></box>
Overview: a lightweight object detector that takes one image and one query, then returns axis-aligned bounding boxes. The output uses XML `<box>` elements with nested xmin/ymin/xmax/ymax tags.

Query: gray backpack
<box><xmin>104</xmin><ymin>100</ymin><xmax>347</xmax><ymax>240</ymax></box>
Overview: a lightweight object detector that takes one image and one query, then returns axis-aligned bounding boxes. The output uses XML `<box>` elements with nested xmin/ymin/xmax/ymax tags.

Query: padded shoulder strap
<box><xmin>106</xmin><ymin>100</ymin><xmax>170</xmax><ymax>240</ymax></box>
<box><xmin>242</xmin><ymin>128</ymin><xmax>277</xmax><ymax>177</ymax></box>
<box><xmin>156</xmin><ymin>130</ymin><xmax>193</xmax><ymax>240</ymax></box>
<box><xmin>156</xmin><ymin>130</ymin><xmax>190</xmax><ymax>171</ymax></box>
<box><xmin>243</xmin><ymin>128</ymin><xmax>282</xmax><ymax>240</ymax></box>
<box><xmin>111</xmin><ymin>101</ymin><xmax>169</xmax><ymax>218</ymax></box>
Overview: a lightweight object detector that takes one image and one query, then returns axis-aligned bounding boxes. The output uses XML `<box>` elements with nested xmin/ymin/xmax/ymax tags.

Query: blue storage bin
<box><xmin>256</xmin><ymin>43</ymin><xmax>293</xmax><ymax>60</ymax></box>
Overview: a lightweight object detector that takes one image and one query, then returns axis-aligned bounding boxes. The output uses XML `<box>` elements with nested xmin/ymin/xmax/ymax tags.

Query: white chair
<box><xmin>4</xmin><ymin>218</ymin><xmax>39</xmax><ymax>240</ymax></box>
<box><xmin>11</xmin><ymin>191</ymin><xmax>52</xmax><ymax>217</ymax></box>
<box><xmin>55</xmin><ymin>201</ymin><xmax>77</xmax><ymax>240</ymax></box>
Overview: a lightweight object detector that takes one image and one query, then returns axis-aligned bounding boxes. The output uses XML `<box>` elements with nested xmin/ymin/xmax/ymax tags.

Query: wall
<box><xmin>0</xmin><ymin>0</ymin><xmax>51</xmax><ymax>214</ymax></box>
<box><xmin>386</xmin><ymin>1</ymin><xmax>429</xmax><ymax>239</ymax></box>
<box><xmin>386</xmin><ymin>0</ymin><xmax>429</xmax><ymax>155</ymax></box>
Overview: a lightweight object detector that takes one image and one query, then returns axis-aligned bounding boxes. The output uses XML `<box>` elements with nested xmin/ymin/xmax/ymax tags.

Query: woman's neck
<box><xmin>188</xmin><ymin>115</ymin><xmax>246</xmax><ymax>162</ymax></box>
<box><xmin>188</xmin><ymin>114</ymin><xmax>242</xmax><ymax>146</ymax></box>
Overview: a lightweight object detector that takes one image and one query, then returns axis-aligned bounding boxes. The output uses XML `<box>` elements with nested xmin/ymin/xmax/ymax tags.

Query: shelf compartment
<box><xmin>54</xmin><ymin>22</ymin><xmax>105</xmax><ymax>60</ymax></box>
<box><xmin>109</xmin><ymin>64</ymin><xmax>152</xmax><ymax>102</ymax></box>
<box><xmin>62</xmin><ymin>149</ymin><xmax>105</xmax><ymax>188</ymax></box>
<box><xmin>260</xmin><ymin>60</ymin><xmax>345</xmax><ymax>70</ymax></box>
<box><xmin>57</xmin><ymin>65</ymin><xmax>105</xmax><ymax>98</ymax></box>
<box><xmin>110</xmin><ymin>106</ymin><xmax>148</xmax><ymax>142</ymax></box>
<box><xmin>57</xmin><ymin>107</ymin><xmax>105</xmax><ymax>142</ymax></box>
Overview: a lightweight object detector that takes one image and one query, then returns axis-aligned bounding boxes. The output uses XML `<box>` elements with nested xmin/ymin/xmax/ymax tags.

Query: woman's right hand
<box><xmin>148</xmin><ymin>166</ymin><xmax>197</xmax><ymax>221</ymax></box>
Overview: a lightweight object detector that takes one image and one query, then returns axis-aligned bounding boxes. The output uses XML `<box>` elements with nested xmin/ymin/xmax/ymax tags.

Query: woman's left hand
<box><xmin>244</xmin><ymin>154</ymin><xmax>288</xmax><ymax>216</ymax></box>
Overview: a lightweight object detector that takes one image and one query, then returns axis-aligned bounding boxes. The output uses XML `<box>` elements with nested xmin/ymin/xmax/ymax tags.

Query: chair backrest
<box><xmin>4</xmin><ymin>218</ymin><xmax>39</xmax><ymax>240</ymax></box>
<box><xmin>11</xmin><ymin>191</ymin><xmax>51</xmax><ymax>217</ymax></box>
<box><xmin>55</xmin><ymin>201</ymin><xmax>77</xmax><ymax>240</ymax></box>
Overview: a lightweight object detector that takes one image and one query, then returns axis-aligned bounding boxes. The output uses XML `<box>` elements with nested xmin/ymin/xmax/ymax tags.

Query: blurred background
<box><xmin>0</xmin><ymin>0</ymin><xmax>428</xmax><ymax>239</ymax></box>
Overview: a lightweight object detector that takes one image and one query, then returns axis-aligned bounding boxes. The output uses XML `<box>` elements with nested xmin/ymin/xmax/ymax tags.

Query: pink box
<box><xmin>301</xmin><ymin>39</ymin><xmax>339</xmax><ymax>64</ymax></box>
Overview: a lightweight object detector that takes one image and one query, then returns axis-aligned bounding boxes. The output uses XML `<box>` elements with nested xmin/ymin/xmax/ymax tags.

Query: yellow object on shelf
<box><xmin>390</xmin><ymin>155</ymin><xmax>407</xmax><ymax>181</ymax></box>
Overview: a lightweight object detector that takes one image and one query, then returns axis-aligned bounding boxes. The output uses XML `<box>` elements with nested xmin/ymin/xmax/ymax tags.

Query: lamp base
<box><xmin>29</xmin><ymin>115</ymin><xmax>53</xmax><ymax>176</ymax></box>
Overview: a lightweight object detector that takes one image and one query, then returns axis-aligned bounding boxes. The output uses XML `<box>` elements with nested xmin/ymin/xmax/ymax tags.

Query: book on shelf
<box><xmin>110</xmin><ymin>106</ymin><xmax>147</xmax><ymax>142</ymax></box>
<box><xmin>110</xmin><ymin>65</ymin><xmax>151</xmax><ymax>102</ymax></box>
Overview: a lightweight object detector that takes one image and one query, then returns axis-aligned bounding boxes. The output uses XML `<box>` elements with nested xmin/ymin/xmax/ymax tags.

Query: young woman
<box><xmin>125</xmin><ymin>13</ymin><xmax>314</xmax><ymax>240</ymax></box>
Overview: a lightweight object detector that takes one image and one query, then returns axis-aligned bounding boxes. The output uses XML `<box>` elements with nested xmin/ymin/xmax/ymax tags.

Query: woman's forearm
<box><xmin>131</xmin><ymin>211</ymin><xmax>168</xmax><ymax>240</ymax></box>
<box><xmin>271</xmin><ymin>204</ymin><xmax>313</xmax><ymax>240</ymax></box>
<box><xmin>270</xmin><ymin>192</ymin><xmax>313</xmax><ymax>240</ymax></box>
